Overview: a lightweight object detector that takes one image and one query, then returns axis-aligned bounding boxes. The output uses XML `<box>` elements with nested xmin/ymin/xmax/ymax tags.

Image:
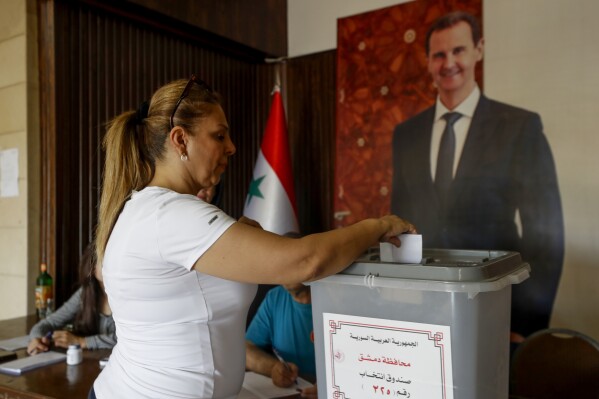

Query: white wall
<box><xmin>0</xmin><ymin>0</ymin><xmax>40</xmax><ymax>320</ymax></box>
<box><xmin>484</xmin><ymin>0</ymin><xmax>599</xmax><ymax>340</ymax></box>
<box><xmin>288</xmin><ymin>0</ymin><xmax>409</xmax><ymax>58</ymax></box>
<box><xmin>288</xmin><ymin>0</ymin><xmax>599</xmax><ymax>340</ymax></box>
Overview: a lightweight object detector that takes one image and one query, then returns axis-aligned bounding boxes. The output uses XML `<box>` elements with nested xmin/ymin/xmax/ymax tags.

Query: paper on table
<box><xmin>242</xmin><ymin>371</ymin><xmax>312</xmax><ymax>398</ymax></box>
<box><xmin>0</xmin><ymin>335</ymin><xmax>30</xmax><ymax>351</ymax></box>
<box><xmin>0</xmin><ymin>351</ymin><xmax>66</xmax><ymax>375</ymax></box>
<box><xmin>237</xmin><ymin>387</ymin><xmax>259</xmax><ymax>399</ymax></box>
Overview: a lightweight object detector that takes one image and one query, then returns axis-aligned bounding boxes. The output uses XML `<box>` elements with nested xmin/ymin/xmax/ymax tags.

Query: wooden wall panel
<box><xmin>39</xmin><ymin>0</ymin><xmax>337</xmax><ymax>306</ymax></box>
<box><xmin>286</xmin><ymin>51</ymin><xmax>337</xmax><ymax>234</ymax></box>
<box><xmin>39</xmin><ymin>0</ymin><xmax>276</xmax><ymax>304</ymax></box>
<box><xmin>125</xmin><ymin>0</ymin><xmax>287</xmax><ymax>57</ymax></box>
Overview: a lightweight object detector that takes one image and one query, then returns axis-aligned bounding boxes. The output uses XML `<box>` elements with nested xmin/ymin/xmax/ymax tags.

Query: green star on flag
<box><xmin>243</xmin><ymin>85</ymin><xmax>299</xmax><ymax>235</ymax></box>
<box><xmin>246</xmin><ymin>175</ymin><xmax>266</xmax><ymax>206</ymax></box>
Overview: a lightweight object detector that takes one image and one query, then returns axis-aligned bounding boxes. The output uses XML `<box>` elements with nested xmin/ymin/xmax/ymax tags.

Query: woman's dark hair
<box><xmin>73</xmin><ymin>243</ymin><xmax>102</xmax><ymax>336</ymax></box>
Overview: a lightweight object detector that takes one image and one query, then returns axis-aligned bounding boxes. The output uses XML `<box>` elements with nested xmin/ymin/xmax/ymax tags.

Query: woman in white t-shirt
<box><xmin>90</xmin><ymin>75</ymin><xmax>416</xmax><ymax>399</ymax></box>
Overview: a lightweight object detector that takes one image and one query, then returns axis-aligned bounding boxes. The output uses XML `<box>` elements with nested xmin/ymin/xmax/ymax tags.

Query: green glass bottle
<box><xmin>35</xmin><ymin>263</ymin><xmax>53</xmax><ymax>319</ymax></box>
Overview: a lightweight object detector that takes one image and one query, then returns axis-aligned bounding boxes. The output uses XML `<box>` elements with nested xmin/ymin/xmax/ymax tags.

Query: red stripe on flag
<box><xmin>260</xmin><ymin>90</ymin><xmax>298</xmax><ymax>215</ymax></box>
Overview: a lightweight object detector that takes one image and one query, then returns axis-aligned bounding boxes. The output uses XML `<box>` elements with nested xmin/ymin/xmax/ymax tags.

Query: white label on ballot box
<box><xmin>323</xmin><ymin>313</ymin><xmax>453</xmax><ymax>399</ymax></box>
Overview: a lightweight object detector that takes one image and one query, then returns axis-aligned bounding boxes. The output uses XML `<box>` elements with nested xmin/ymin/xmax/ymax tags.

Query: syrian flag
<box><xmin>243</xmin><ymin>86</ymin><xmax>299</xmax><ymax>235</ymax></box>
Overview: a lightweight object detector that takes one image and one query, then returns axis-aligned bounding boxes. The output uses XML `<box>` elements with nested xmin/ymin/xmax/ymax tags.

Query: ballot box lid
<box><xmin>341</xmin><ymin>248</ymin><xmax>529</xmax><ymax>283</ymax></box>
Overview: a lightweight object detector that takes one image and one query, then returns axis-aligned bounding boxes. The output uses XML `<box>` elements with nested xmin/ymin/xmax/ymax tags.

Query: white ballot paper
<box><xmin>323</xmin><ymin>313</ymin><xmax>453</xmax><ymax>399</ymax></box>
<box><xmin>242</xmin><ymin>371</ymin><xmax>312</xmax><ymax>398</ymax></box>
<box><xmin>0</xmin><ymin>335</ymin><xmax>30</xmax><ymax>351</ymax></box>
<box><xmin>380</xmin><ymin>234</ymin><xmax>422</xmax><ymax>264</ymax></box>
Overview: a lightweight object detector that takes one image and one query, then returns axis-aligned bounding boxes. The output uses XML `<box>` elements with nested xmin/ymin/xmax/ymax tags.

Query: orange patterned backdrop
<box><xmin>333</xmin><ymin>0</ymin><xmax>482</xmax><ymax>227</ymax></box>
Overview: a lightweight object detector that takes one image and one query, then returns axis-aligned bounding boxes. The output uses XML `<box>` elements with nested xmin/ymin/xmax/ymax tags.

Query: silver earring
<box><xmin>180</xmin><ymin>153</ymin><xmax>188</xmax><ymax>161</ymax></box>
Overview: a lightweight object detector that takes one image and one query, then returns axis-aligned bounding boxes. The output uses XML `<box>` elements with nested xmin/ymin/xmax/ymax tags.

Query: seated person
<box><xmin>27</xmin><ymin>243</ymin><xmax>115</xmax><ymax>354</ymax></box>
<box><xmin>246</xmin><ymin>283</ymin><xmax>318</xmax><ymax>397</ymax></box>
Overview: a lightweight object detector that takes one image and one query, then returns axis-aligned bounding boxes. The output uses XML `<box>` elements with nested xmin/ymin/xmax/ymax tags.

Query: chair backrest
<box><xmin>510</xmin><ymin>328</ymin><xmax>599</xmax><ymax>399</ymax></box>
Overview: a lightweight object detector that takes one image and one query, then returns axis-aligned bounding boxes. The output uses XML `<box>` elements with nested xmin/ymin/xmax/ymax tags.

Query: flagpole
<box><xmin>274</xmin><ymin>63</ymin><xmax>281</xmax><ymax>89</ymax></box>
<box><xmin>265</xmin><ymin>56</ymin><xmax>287</xmax><ymax>111</ymax></box>
<box><xmin>244</xmin><ymin>58</ymin><xmax>299</xmax><ymax>235</ymax></box>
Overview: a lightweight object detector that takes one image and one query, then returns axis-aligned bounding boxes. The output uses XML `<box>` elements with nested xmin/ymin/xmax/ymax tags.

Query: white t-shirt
<box><xmin>94</xmin><ymin>187</ymin><xmax>257</xmax><ymax>399</ymax></box>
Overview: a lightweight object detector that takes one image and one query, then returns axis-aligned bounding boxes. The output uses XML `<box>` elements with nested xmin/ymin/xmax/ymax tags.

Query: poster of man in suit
<box><xmin>334</xmin><ymin>2</ymin><xmax>564</xmax><ymax>339</ymax></box>
<box><xmin>391</xmin><ymin>11</ymin><xmax>563</xmax><ymax>339</ymax></box>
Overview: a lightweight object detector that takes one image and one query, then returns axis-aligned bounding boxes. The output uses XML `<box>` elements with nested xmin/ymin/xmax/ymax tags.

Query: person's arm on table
<box><xmin>27</xmin><ymin>330</ymin><xmax>53</xmax><ymax>355</ymax></box>
<box><xmin>27</xmin><ymin>289</ymin><xmax>82</xmax><ymax>354</ymax></box>
<box><xmin>246</xmin><ymin>341</ymin><xmax>299</xmax><ymax>388</ymax></box>
<box><xmin>51</xmin><ymin>329</ymin><xmax>116</xmax><ymax>350</ymax></box>
<box><xmin>83</xmin><ymin>331</ymin><xmax>117</xmax><ymax>350</ymax></box>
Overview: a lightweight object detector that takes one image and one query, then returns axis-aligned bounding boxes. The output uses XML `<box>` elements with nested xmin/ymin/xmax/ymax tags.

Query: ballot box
<box><xmin>310</xmin><ymin>249</ymin><xmax>530</xmax><ymax>399</ymax></box>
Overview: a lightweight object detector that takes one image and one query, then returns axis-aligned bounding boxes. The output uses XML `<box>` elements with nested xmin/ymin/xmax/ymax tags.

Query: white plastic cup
<box><xmin>66</xmin><ymin>344</ymin><xmax>83</xmax><ymax>365</ymax></box>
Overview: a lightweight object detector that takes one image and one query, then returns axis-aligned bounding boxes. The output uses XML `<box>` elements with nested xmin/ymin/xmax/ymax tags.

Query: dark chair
<box><xmin>510</xmin><ymin>328</ymin><xmax>599</xmax><ymax>399</ymax></box>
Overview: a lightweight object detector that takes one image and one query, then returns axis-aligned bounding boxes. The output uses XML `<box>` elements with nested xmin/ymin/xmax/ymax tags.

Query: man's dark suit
<box><xmin>391</xmin><ymin>95</ymin><xmax>564</xmax><ymax>337</ymax></box>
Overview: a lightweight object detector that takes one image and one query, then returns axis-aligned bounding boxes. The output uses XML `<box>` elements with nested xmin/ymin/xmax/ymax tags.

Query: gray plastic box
<box><xmin>310</xmin><ymin>249</ymin><xmax>529</xmax><ymax>399</ymax></box>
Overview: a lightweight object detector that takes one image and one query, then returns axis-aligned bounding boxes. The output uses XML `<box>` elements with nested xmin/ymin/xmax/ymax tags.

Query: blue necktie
<box><xmin>435</xmin><ymin>112</ymin><xmax>462</xmax><ymax>209</ymax></box>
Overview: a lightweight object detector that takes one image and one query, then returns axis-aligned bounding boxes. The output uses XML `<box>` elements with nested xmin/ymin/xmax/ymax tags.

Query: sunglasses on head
<box><xmin>169</xmin><ymin>74</ymin><xmax>213</xmax><ymax>130</ymax></box>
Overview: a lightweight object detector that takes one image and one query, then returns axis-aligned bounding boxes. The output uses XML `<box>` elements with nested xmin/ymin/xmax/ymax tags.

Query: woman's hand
<box><xmin>27</xmin><ymin>336</ymin><xmax>50</xmax><ymax>355</ymax></box>
<box><xmin>378</xmin><ymin>215</ymin><xmax>417</xmax><ymax>246</ymax></box>
<box><xmin>51</xmin><ymin>330</ymin><xmax>85</xmax><ymax>349</ymax></box>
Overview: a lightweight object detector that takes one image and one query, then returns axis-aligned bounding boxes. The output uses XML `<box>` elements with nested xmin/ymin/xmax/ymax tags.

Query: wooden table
<box><xmin>0</xmin><ymin>315</ymin><xmax>302</xmax><ymax>399</ymax></box>
<box><xmin>0</xmin><ymin>315</ymin><xmax>110</xmax><ymax>399</ymax></box>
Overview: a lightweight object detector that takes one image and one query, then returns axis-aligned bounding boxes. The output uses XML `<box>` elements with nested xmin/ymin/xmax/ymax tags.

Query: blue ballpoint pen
<box><xmin>43</xmin><ymin>331</ymin><xmax>53</xmax><ymax>349</ymax></box>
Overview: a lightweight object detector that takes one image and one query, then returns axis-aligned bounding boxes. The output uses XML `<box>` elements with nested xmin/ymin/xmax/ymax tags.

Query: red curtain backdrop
<box><xmin>334</xmin><ymin>0</ymin><xmax>482</xmax><ymax>227</ymax></box>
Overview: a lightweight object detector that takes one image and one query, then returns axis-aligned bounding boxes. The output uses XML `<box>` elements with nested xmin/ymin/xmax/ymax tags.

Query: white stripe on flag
<box><xmin>243</xmin><ymin>151</ymin><xmax>298</xmax><ymax>235</ymax></box>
